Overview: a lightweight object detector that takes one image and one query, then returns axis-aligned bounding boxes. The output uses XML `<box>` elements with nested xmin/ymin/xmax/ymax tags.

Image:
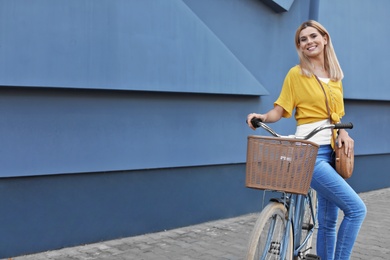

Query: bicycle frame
<box><xmin>293</xmin><ymin>191</ymin><xmax>318</xmax><ymax>257</ymax></box>
<box><xmin>267</xmin><ymin>190</ymin><xmax>317</xmax><ymax>259</ymax></box>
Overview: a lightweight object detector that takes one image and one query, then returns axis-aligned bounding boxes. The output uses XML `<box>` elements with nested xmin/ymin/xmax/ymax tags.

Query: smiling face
<box><xmin>298</xmin><ymin>26</ymin><xmax>328</xmax><ymax>58</ymax></box>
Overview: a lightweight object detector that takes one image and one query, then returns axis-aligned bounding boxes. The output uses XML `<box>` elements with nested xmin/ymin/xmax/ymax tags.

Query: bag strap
<box><xmin>314</xmin><ymin>76</ymin><xmax>331</xmax><ymax>118</ymax></box>
<box><xmin>314</xmin><ymin>75</ymin><xmax>337</xmax><ymax>147</ymax></box>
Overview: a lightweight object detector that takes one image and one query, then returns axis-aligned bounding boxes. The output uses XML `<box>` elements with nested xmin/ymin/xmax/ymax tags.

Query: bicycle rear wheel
<box><xmin>246</xmin><ymin>202</ymin><xmax>293</xmax><ymax>260</ymax></box>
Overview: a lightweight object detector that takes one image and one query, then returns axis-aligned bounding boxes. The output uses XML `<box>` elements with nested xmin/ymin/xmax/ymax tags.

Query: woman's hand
<box><xmin>247</xmin><ymin>113</ymin><xmax>266</xmax><ymax>130</ymax></box>
<box><xmin>337</xmin><ymin>129</ymin><xmax>354</xmax><ymax>157</ymax></box>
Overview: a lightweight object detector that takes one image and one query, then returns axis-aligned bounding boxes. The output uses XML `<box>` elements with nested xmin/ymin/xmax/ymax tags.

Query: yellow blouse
<box><xmin>274</xmin><ymin>65</ymin><xmax>345</xmax><ymax>125</ymax></box>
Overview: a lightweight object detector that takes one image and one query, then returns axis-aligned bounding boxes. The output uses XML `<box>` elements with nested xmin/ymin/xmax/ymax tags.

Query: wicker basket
<box><xmin>246</xmin><ymin>135</ymin><xmax>319</xmax><ymax>195</ymax></box>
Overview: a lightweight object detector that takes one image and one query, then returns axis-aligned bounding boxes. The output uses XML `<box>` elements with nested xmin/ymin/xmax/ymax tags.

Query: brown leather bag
<box><xmin>334</xmin><ymin>144</ymin><xmax>354</xmax><ymax>179</ymax></box>
<box><xmin>315</xmin><ymin>76</ymin><xmax>354</xmax><ymax>179</ymax></box>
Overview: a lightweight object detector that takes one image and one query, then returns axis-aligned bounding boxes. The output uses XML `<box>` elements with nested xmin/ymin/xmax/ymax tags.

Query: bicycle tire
<box><xmin>246</xmin><ymin>202</ymin><xmax>293</xmax><ymax>260</ymax></box>
<box><xmin>299</xmin><ymin>189</ymin><xmax>318</xmax><ymax>256</ymax></box>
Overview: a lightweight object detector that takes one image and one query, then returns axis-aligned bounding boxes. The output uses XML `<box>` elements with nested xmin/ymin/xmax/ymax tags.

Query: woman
<box><xmin>247</xmin><ymin>20</ymin><xmax>366</xmax><ymax>260</ymax></box>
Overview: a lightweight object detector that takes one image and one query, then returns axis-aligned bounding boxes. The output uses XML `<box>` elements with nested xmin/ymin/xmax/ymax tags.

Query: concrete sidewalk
<box><xmin>10</xmin><ymin>188</ymin><xmax>390</xmax><ymax>260</ymax></box>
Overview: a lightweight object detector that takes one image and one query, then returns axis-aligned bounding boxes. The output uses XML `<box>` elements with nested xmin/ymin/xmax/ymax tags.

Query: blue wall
<box><xmin>0</xmin><ymin>87</ymin><xmax>257</xmax><ymax>177</ymax></box>
<box><xmin>1</xmin><ymin>0</ymin><xmax>389</xmax><ymax>258</ymax></box>
<box><xmin>0</xmin><ymin>164</ymin><xmax>262</xmax><ymax>257</ymax></box>
<box><xmin>0</xmin><ymin>0</ymin><xmax>267</xmax><ymax>95</ymax></box>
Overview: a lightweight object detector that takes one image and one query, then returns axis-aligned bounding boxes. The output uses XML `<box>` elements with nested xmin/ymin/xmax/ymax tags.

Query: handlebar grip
<box><xmin>248</xmin><ymin>117</ymin><xmax>262</xmax><ymax>128</ymax></box>
<box><xmin>334</xmin><ymin>122</ymin><xmax>353</xmax><ymax>129</ymax></box>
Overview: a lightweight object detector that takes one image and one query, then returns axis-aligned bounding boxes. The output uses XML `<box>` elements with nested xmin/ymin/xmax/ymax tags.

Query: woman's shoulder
<box><xmin>285</xmin><ymin>65</ymin><xmax>307</xmax><ymax>80</ymax></box>
<box><xmin>286</xmin><ymin>65</ymin><xmax>303</xmax><ymax>76</ymax></box>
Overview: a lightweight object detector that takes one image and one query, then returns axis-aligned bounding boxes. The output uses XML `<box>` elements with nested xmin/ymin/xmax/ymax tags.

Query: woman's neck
<box><xmin>310</xmin><ymin>59</ymin><xmax>328</xmax><ymax>78</ymax></box>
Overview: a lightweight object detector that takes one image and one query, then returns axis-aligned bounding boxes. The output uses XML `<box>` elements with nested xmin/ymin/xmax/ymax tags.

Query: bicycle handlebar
<box><xmin>248</xmin><ymin>118</ymin><xmax>353</xmax><ymax>140</ymax></box>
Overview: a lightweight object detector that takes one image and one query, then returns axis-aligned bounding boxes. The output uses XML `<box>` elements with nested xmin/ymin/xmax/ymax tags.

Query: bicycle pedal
<box><xmin>303</xmin><ymin>254</ymin><xmax>321</xmax><ymax>260</ymax></box>
<box><xmin>301</xmin><ymin>223</ymin><xmax>314</xmax><ymax>230</ymax></box>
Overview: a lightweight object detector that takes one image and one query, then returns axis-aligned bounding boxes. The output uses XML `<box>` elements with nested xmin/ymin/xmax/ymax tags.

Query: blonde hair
<box><xmin>295</xmin><ymin>20</ymin><xmax>344</xmax><ymax>81</ymax></box>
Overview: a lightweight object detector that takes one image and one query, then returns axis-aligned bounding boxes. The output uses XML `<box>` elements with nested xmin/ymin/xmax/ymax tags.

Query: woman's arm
<box><xmin>247</xmin><ymin>105</ymin><xmax>284</xmax><ymax>130</ymax></box>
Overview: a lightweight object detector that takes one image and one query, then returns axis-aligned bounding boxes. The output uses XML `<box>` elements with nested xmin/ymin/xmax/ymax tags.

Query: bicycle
<box><xmin>245</xmin><ymin>118</ymin><xmax>353</xmax><ymax>260</ymax></box>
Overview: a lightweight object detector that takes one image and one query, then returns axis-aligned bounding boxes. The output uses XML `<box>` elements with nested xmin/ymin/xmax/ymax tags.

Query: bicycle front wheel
<box><xmin>246</xmin><ymin>202</ymin><xmax>293</xmax><ymax>260</ymax></box>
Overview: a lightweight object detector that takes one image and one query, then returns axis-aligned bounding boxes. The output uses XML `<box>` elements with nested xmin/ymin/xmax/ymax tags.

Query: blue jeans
<box><xmin>310</xmin><ymin>145</ymin><xmax>366</xmax><ymax>260</ymax></box>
